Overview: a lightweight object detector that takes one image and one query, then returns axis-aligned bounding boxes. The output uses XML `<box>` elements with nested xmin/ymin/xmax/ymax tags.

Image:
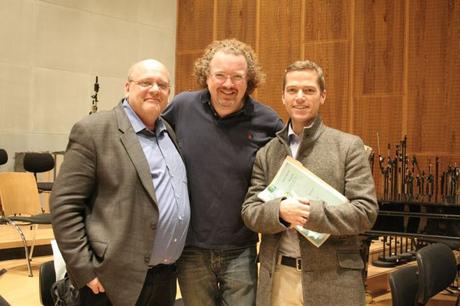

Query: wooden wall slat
<box><xmin>257</xmin><ymin>0</ymin><xmax>303</xmax><ymax>121</ymax></box>
<box><xmin>176</xmin><ymin>0</ymin><xmax>214</xmax><ymax>52</ymax></box>
<box><xmin>175</xmin><ymin>0</ymin><xmax>215</xmax><ymax>94</ymax></box>
<box><xmin>215</xmin><ymin>0</ymin><xmax>257</xmax><ymax>46</ymax></box>
<box><xmin>353</xmin><ymin>0</ymin><xmax>405</xmax><ymax>96</ymax></box>
<box><xmin>354</xmin><ymin>96</ymin><xmax>403</xmax><ymax>154</ymax></box>
<box><xmin>304</xmin><ymin>42</ymin><xmax>349</xmax><ymax>131</ymax></box>
<box><xmin>175</xmin><ymin>53</ymin><xmax>202</xmax><ymax>93</ymax></box>
<box><xmin>354</xmin><ymin>96</ymin><xmax>404</xmax><ymax>197</ymax></box>
<box><xmin>304</xmin><ymin>0</ymin><xmax>350</xmax><ymax>41</ymax></box>
<box><xmin>407</xmin><ymin>0</ymin><xmax>460</xmax><ymax>156</ymax></box>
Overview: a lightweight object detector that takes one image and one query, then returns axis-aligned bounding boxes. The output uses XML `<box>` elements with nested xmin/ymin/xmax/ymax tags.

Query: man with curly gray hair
<box><xmin>163</xmin><ymin>39</ymin><xmax>283</xmax><ymax>306</ymax></box>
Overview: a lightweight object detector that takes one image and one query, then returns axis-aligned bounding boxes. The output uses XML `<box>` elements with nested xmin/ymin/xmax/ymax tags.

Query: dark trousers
<box><xmin>79</xmin><ymin>264</ymin><xmax>177</xmax><ymax>306</ymax></box>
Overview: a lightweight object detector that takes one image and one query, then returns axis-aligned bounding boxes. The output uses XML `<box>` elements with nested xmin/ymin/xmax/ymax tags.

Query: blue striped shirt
<box><xmin>123</xmin><ymin>100</ymin><xmax>190</xmax><ymax>266</ymax></box>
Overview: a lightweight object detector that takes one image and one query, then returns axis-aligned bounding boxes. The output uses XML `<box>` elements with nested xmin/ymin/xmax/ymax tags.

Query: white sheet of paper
<box><xmin>258</xmin><ymin>156</ymin><xmax>347</xmax><ymax>247</ymax></box>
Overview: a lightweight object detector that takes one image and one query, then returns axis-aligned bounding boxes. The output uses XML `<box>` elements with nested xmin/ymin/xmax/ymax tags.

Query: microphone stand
<box><xmin>89</xmin><ymin>76</ymin><xmax>99</xmax><ymax>115</ymax></box>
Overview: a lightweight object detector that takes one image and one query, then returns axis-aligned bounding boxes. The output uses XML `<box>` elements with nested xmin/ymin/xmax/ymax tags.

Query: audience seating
<box><xmin>389</xmin><ymin>242</ymin><xmax>459</xmax><ymax>306</ymax></box>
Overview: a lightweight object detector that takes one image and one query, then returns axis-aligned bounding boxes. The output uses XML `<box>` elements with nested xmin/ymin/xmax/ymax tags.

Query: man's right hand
<box><xmin>87</xmin><ymin>277</ymin><xmax>105</xmax><ymax>294</ymax></box>
<box><xmin>279</xmin><ymin>197</ymin><xmax>310</xmax><ymax>227</ymax></box>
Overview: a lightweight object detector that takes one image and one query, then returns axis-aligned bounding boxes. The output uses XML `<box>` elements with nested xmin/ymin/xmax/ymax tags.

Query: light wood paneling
<box><xmin>176</xmin><ymin>52</ymin><xmax>202</xmax><ymax>92</ymax></box>
<box><xmin>407</xmin><ymin>0</ymin><xmax>460</xmax><ymax>156</ymax></box>
<box><xmin>304</xmin><ymin>41</ymin><xmax>350</xmax><ymax>131</ymax></box>
<box><xmin>175</xmin><ymin>0</ymin><xmax>214</xmax><ymax>93</ymax></box>
<box><xmin>304</xmin><ymin>0</ymin><xmax>350</xmax><ymax>41</ymax></box>
<box><xmin>176</xmin><ymin>0</ymin><xmax>214</xmax><ymax>52</ymax></box>
<box><xmin>303</xmin><ymin>0</ymin><xmax>351</xmax><ymax>131</ymax></box>
<box><xmin>354</xmin><ymin>96</ymin><xmax>403</xmax><ymax>156</ymax></box>
<box><xmin>354</xmin><ymin>96</ymin><xmax>404</xmax><ymax>197</ymax></box>
<box><xmin>175</xmin><ymin>0</ymin><xmax>460</xmax><ymax>199</ymax></box>
<box><xmin>353</xmin><ymin>0</ymin><xmax>405</xmax><ymax>96</ymax></box>
<box><xmin>215</xmin><ymin>0</ymin><xmax>257</xmax><ymax>46</ymax></box>
<box><xmin>257</xmin><ymin>0</ymin><xmax>303</xmax><ymax>120</ymax></box>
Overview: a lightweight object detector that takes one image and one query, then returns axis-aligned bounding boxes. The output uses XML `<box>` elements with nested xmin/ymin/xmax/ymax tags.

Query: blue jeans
<box><xmin>177</xmin><ymin>246</ymin><xmax>257</xmax><ymax>306</ymax></box>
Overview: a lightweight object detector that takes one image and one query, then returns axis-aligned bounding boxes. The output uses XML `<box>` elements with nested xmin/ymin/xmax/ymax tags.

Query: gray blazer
<box><xmin>242</xmin><ymin>116</ymin><xmax>378</xmax><ymax>306</ymax></box>
<box><xmin>51</xmin><ymin>103</ymin><xmax>181</xmax><ymax>306</ymax></box>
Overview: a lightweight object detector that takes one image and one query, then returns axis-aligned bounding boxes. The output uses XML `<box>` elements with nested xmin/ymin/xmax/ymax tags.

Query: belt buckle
<box><xmin>296</xmin><ymin>258</ymin><xmax>302</xmax><ymax>271</ymax></box>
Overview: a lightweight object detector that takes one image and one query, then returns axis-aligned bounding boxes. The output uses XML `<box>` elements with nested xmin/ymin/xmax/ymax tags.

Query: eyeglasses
<box><xmin>211</xmin><ymin>72</ymin><xmax>246</xmax><ymax>84</ymax></box>
<box><xmin>130</xmin><ymin>80</ymin><xmax>170</xmax><ymax>91</ymax></box>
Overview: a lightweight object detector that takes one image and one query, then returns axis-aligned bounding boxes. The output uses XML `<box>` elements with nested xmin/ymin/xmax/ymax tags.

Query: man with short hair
<box><xmin>242</xmin><ymin>60</ymin><xmax>378</xmax><ymax>306</ymax></box>
<box><xmin>51</xmin><ymin>59</ymin><xmax>190</xmax><ymax>306</ymax></box>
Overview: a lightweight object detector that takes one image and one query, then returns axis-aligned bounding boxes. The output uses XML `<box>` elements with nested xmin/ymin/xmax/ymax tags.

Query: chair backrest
<box><xmin>23</xmin><ymin>152</ymin><xmax>55</xmax><ymax>174</ymax></box>
<box><xmin>416</xmin><ymin>242</ymin><xmax>457</xmax><ymax>305</ymax></box>
<box><xmin>0</xmin><ymin>172</ymin><xmax>42</xmax><ymax>216</ymax></box>
<box><xmin>389</xmin><ymin>265</ymin><xmax>418</xmax><ymax>306</ymax></box>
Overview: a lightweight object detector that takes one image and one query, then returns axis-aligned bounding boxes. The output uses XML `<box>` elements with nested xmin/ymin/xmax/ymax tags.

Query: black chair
<box><xmin>389</xmin><ymin>265</ymin><xmax>418</xmax><ymax>306</ymax></box>
<box><xmin>39</xmin><ymin>260</ymin><xmax>56</xmax><ymax>306</ymax></box>
<box><xmin>0</xmin><ymin>149</ymin><xmax>7</xmax><ymax>166</ymax></box>
<box><xmin>416</xmin><ymin>242</ymin><xmax>458</xmax><ymax>305</ymax></box>
<box><xmin>23</xmin><ymin>152</ymin><xmax>55</xmax><ymax>193</ymax></box>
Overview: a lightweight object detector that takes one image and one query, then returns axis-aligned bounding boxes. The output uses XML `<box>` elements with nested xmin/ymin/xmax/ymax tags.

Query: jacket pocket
<box><xmin>337</xmin><ymin>252</ymin><xmax>364</xmax><ymax>270</ymax></box>
<box><xmin>90</xmin><ymin>240</ymin><xmax>108</xmax><ymax>259</ymax></box>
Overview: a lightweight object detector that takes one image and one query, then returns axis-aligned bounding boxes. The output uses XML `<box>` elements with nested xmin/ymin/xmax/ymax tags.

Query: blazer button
<box><xmin>144</xmin><ymin>255</ymin><xmax>150</xmax><ymax>263</ymax></box>
<box><xmin>151</xmin><ymin>222</ymin><xmax>157</xmax><ymax>230</ymax></box>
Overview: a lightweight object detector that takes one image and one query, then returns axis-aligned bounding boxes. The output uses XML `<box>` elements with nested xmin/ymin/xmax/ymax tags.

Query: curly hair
<box><xmin>194</xmin><ymin>39</ymin><xmax>265</xmax><ymax>95</ymax></box>
<box><xmin>283</xmin><ymin>60</ymin><xmax>326</xmax><ymax>92</ymax></box>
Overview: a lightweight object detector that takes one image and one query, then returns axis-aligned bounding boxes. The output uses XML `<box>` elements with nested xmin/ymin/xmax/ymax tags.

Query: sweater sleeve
<box><xmin>306</xmin><ymin>136</ymin><xmax>379</xmax><ymax>235</ymax></box>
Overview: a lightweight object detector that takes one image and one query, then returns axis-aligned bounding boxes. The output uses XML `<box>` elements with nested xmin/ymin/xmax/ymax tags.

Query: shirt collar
<box><xmin>287</xmin><ymin>123</ymin><xmax>300</xmax><ymax>144</ymax></box>
<box><xmin>288</xmin><ymin>120</ymin><xmax>315</xmax><ymax>137</ymax></box>
<box><xmin>122</xmin><ymin>99</ymin><xmax>165</xmax><ymax>135</ymax></box>
<box><xmin>287</xmin><ymin>123</ymin><xmax>297</xmax><ymax>138</ymax></box>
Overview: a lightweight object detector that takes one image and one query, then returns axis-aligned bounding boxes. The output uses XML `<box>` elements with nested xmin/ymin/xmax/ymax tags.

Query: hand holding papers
<box><xmin>258</xmin><ymin>156</ymin><xmax>348</xmax><ymax>247</ymax></box>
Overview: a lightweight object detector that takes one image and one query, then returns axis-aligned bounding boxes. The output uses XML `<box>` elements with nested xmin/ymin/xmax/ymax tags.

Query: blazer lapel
<box><xmin>114</xmin><ymin>104</ymin><xmax>158</xmax><ymax>205</ymax></box>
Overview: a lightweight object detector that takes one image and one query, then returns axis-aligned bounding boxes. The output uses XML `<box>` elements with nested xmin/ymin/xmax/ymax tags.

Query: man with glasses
<box><xmin>163</xmin><ymin>39</ymin><xmax>283</xmax><ymax>306</ymax></box>
<box><xmin>51</xmin><ymin>59</ymin><xmax>190</xmax><ymax>306</ymax></box>
<box><xmin>242</xmin><ymin>60</ymin><xmax>378</xmax><ymax>306</ymax></box>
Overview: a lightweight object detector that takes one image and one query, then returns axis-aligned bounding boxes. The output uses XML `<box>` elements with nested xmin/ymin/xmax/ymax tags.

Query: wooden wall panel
<box><xmin>304</xmin><ymin>42</ymin><xmax>349</xmax><ymax>131</ymax></box>
<box><xmin>304</xmin><ymin>0</ymin><xmax>350</xmax><ymax>41</ymax></box>
<box><xmin>215</xmin><ymin>0</ymin><xmax>257</xmax><ymax>46</ymax></box>
<box><xmin>407</xmin><ymin>0</ymin><xmax>460</xmax><ymax>158</ymax></box>
<box><xmin>354</xmin><ymin>96</ymin><xmax>403</xmax><ymax>154</ymax></box>
<box><xmin>303</xmin><ymin>0</ymin><xmax>350</xmax><ymax>131</ymax></box>
<box><xmin>353</xmin><ymin>0</ymin><xmax>405</xmax><ymax>96</ymax></box>
<box><xmin>176</xmin><ymin>0</ymin><xmax>214</xmax><ymax>52</ymax></box>
<box><xmin>175</xmin><ymin>0</ymin><xmax>214</xmax><ymax>93</ymax></box>
<box><xmin>354</xmin><ymin>96</ymin><xmax>403</xmax><ymax>198</ymax></box>
<box><xmin>257</xmin><ymin>0</ymin><xmax>303</xmax><ymax>121</ymax></box>
<box><xmin>175</xmin><ymin>53</ymin><xmax>201</xmax><ymax>93</ymax></box>
<box><xmin>175</xmin><ymin>0</ymin><xmax>460</xmax><ymax>199</ymax></box>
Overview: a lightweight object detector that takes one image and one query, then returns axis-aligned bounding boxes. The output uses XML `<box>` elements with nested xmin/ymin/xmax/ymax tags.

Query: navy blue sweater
<box><xmin>163</xmin><ymin>89</ymin><xmax>283</xmax><ymax>249</ymax></box>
